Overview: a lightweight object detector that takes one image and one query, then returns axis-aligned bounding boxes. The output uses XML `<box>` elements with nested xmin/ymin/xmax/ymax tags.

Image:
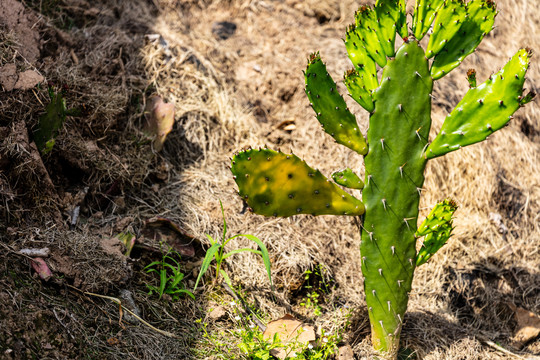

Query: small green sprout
<box><xmin>193</xmin><ymin>201</ymin><xmax>273</xmax><ymax>292</ymax></box>
<box><xmin>144</xmin><ymin>247</ymin><xmax>194</xmax><ymax>300</ymax></box>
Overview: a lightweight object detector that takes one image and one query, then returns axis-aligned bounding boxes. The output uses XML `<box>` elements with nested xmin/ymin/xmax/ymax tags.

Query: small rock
<box><xmin>337</xmin><ymin>344</ymin><xmax>354</xmax><ymax>359</ymax></box>
<box><xmin>13</xmin><ymin>70</ymin><xmax>44</xmax><ymax>90</ymax></box>
<box><xmin>208</xmin><ymin>305</ymin><xmax>227</xmax><ymax>321</ymax></box>
<box><xmin>118</xmin><ymin>289</ymin><xmax>141</xmax><ymax>324</ymax></box>
<box><xmin>212</xmin><ymin>21</ymin><xmax>237</xmax><ymax>40</ymax></box>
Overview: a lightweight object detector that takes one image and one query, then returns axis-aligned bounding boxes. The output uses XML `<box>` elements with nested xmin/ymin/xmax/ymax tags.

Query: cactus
<box><xmin>231</xmin><ymin>1</ymin><xmax>533</xmax><ymax>358</ymax></box>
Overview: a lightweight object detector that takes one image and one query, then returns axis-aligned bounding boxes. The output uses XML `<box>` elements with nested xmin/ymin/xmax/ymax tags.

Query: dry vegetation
<box><xmin>0</xmin><ymin>0</ymin><xmax>538</xmax><ymax>359</ymax></box>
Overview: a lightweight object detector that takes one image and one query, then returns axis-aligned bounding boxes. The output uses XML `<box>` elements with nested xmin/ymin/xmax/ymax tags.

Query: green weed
<box><xmin>193</xmin><ymin>201</ymin><xmax>273</xmax><ymax>291</ymax></box>
<box><xmin>143</xmin><ymin>247</ymin><xmax>194</xmax><ymax>300</ymax></box>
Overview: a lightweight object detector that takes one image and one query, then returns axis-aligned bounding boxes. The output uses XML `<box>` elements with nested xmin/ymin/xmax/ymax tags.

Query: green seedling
<box><xmin>33</xmin><ymin>85</ymin><xmax>78</xmax><ymax>154</ymax></box>
<box><xmin>231</xmin><ymin>1</ymin><xmax>533</xmax><ymax>358</ymax></box>
<box><xmin>144</xmin><ymin>247</ymin><xmax>194</xmax><ymax>300</ymax></box>
<box><xmin>193</xmin><ymin>201</ymin><xmax>273</xmax><ymax>291</ymax></box>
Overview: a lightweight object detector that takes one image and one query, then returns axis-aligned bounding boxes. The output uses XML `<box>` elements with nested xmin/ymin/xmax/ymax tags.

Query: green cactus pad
<box><xmin>416</xmin><ymin>199</ymin><xmax>457</xmax><ymax>266</ymax></box>
<box><xmin>344</xmin><ymin>69</ymin><xmax>375</xmax><ymax>112</ymax></box>
<box><xmin>395</xmin><ymin>0</ymin><xmax>408</xmax><ymax>39</ymax></box>
<box><xmin>412</xmin><ymin>0</ymin><xmax>445</xmax><ymax>41</ymax></box>
<box><xmin>426</xmin><ymin>0</ymin><xmax>467</xmax><ymax>59</ymax></box>
<box><xmin>361</xmin><ymin>40</ymin><xmax>432</xmax><ymax>352</ymax></box>
<box><xmin>231</xmin><ymin>149</ymin><xmax>365</xmax><ymax>217</ymax></box>
<box><xmin>34</xmin><ymin>89</ymin><xmax>68</xmax><ymax>154</ymax></box>
<box><xmin>331</xmin><ymin>168</ymin><xmax>364</xmax><ymax>190</ymax></box>
<box><xmin>374</xmin><ymin>0</ymin><xmax>406</xmax><ymax>58</ymax></box>
<box><xmin>345</xmin><ymin>27</ymin><xmax>379</xmax><ymax>91</ymax></box>
<box><xmin>353</xmin><ymin>6</ymin><xmax>387</xmax><ymax>67</ymax></box>
<box><xmin>426</xmin><ymin>48</ymin><xmax>531</xmax><ymax>159</ymax></box>
<box><xmin>431</xmin><ymin>0</ymin><xmax>497</xmax><ymax>80</ymax></box>
<box><xmin>305</xmin><ymin>53</ymin><xmax>368</xmax><ymax>155</ymax></box>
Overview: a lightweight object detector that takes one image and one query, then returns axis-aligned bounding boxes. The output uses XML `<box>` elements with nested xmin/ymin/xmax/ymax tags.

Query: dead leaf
<box><xmin>263</xmin><ymin>314</ymin><xmax>316</xmax><ymax>359</ymax></box>
<box><xmin>106</xmin><ymin>337</ymin><xmax>120</xmax><ymax>346</ymax></box>
<box><xmin>509</xmin><ymin>303</ymin><xmax>540</xmax><ymax>348</ymax></box>
<box><xmin>30</xmin><ymin>258</ymin><xmax>52</xmax><ymax>281</ymax></box>
<box><xmin>13</xmin><ymin>70</ymin><xmax>44</xmax><ymax>90</ymax></box>
<box><xmin>144</xmin><ymin>95</ymin><xmax>175</xmax><ymax>152</ymax></box>
<box><xmin>140</xmin><ymin>217</ymin><xmax>201</xmax><ymax>258</ymax></box>
<box><xmin>276</xmin><ymin>119</ymin><xmax>296</xmax><ymax>131</ymax></box>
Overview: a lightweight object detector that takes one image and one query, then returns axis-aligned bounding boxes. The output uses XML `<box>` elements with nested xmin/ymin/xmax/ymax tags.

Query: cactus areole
<box><xmin>231</xmin><ymin>1</ymin><xmax>533</xmax><ymax>358</ymax></box>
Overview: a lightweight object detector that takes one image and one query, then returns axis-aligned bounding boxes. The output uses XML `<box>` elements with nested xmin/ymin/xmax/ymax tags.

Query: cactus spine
<box><xmin>231</xmin><ymin>1</ymin><xmax>533</xmax><ymax>358</ymax></box>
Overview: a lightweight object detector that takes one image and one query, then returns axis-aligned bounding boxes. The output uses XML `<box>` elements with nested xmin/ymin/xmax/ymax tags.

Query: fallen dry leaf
<box><xmin>144</xmin><ymin>95</ymin><xmax>175</xmax><ymax>152</ymax></box>
<box><xmin>276</xmin><ymin>119</ymin><xmax>296</xmax><ymax>131</ymax></box>
<box><xmin>263</xmin><ymin>314</ymin><xmax>316</xmax><ymax>359</ymax></box>
<box><xmin>30</xmin><ymin>258</ymin><xmax>52</xmax><ymax>281</ymax></box>
<box><xmin>509</xmin><ymin>303</ymin><xmax>540</xmax><ymax>348</ymax></box>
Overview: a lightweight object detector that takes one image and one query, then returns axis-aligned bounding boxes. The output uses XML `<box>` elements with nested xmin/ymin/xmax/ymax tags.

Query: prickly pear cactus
<box><xmin>231</xmin><ymin>0</ymin><xmax>533</xmax><ymax>358</ymax></box>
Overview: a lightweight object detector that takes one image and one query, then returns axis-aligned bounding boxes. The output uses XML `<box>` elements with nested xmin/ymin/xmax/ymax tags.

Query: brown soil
<box><xmin>0</xmin><ymin>0</ymin><xmax>539</xmax><ymax>359</ymax></box>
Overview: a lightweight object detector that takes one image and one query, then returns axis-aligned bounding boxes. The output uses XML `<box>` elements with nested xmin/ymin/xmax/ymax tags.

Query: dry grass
<box><xmin>0</xmin><ymin>0</ymin><xmax>539</xmax><ymax>359</ymax></box>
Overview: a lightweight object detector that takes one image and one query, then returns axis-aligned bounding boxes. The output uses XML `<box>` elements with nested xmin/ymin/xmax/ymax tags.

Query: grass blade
<box><xmin>193</xmin><ymin>242</ymin><xmax>221</xmax><ymax>291</ymax></box>
<box><xmin>222</xmin><ymin>248</ymin><xmax>262</xmax><ymax>259</ymax></box>
<box><xmin>237</xmin><ymin>234</ymin><xmax>274</xmax><ymax>291</ymax></box>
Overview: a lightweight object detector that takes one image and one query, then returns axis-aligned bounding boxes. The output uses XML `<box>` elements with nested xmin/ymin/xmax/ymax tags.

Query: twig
<box><xmin>67</xmin><ymin>285</ymin><xmax>177</xmax><ymax>338</ymax></box>
<box><xmin>476</xmin><ymin>334</ymin><xmax>537</xmax><ymax>360</ymax></box>
<box><xmin>52</xmin><ymin>308</ymin><xmax>75</xmax><ymax>340</ymax></box>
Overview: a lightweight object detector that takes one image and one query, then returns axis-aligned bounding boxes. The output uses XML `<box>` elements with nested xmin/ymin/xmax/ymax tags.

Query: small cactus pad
<box><xmin>467</xmin><ymin>69</ymin><xmax>477</xmax><ymax>88</ymax></box>
<box><xmin>431</xmin><ymin>0</ymin><xmax>497</xmax><ymax>80</ymax></box>
<box><xmin>412</xmin><ymin>0</ymin><xmax>445</xmax><ymax>41</ymax></box>
<box><xmin>344</xmin><ymin>69</ymin><xmax>375</xmax><ymax>112</ymax></box>
<box><xmin>354</xmin><ymin>6</ymin><xmax>387</xmax><ymax>67</ymax></box>
<box><xmin>416</xmin><ymin>199</ymin><xmax>457</xmax><ymax>266</ymax></box>
<box><xmin>34</xmin><ymin>89</ymin><xmax>68</xmax><ymax>154</ymax></box>
<box><xmin>426</xmin><ymin>0</ymin><xmax>467</xmax><ymax>59</ymax></box>
<box><xmin>374</xmin><ymin>0</ymin><xmax>406</xmax><ymax>58</ymax></box>
<box><xmin>361</xmin><ymin>40</ymin><xmax>432</xmax><ymax>352</ymax></box>
<box><xmin>231</xmin><ymin>149</ymin><xmax>365</xmax><ymax>217</ymax></box>
<box><xmin>344</xmin><ymin>27</ymin><xmax>379</xmax><ymax>91</ymax></box>
<box><xmin>305</xmin><ymin>53</ymin><xmax>368</xmax><ymax>155</ymax></box>
<box><xmin>331</xmin><ymin>168</ymin><xmax>364</xmax><ymax>189</ymax></box>
<box><xmin>426</xmin><ymin>48</ymin><xmax>531</xmax><ymax>159</ymax></box>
